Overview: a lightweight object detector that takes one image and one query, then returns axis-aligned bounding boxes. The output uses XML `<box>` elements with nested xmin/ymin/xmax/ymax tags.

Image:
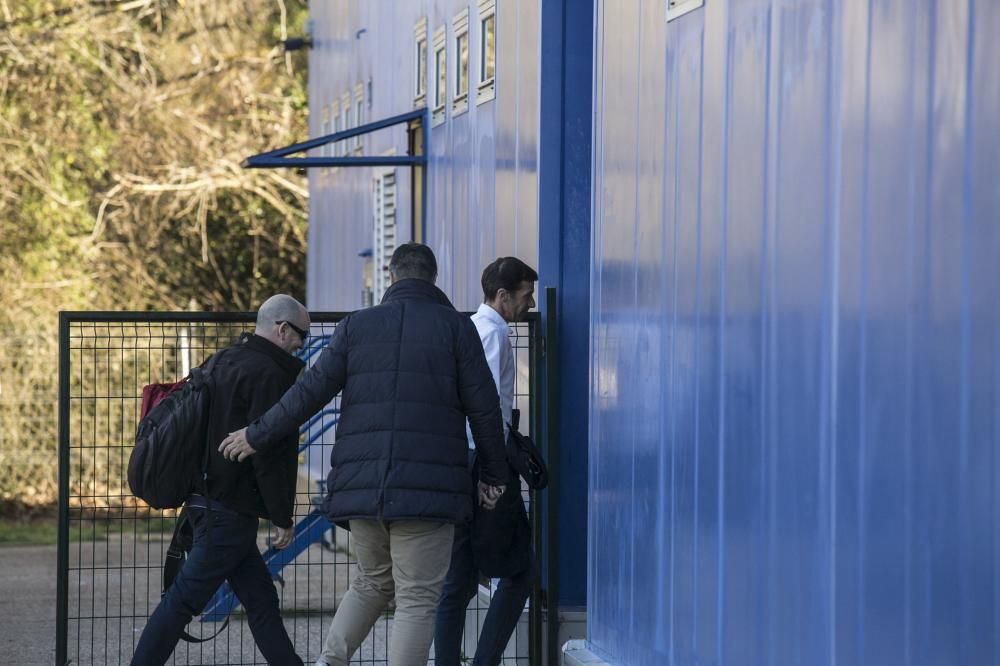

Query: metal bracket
<box><xmin>666</xmin><ymin>0</ymin><xmax>704</xmax><ymax>22</ymax></box>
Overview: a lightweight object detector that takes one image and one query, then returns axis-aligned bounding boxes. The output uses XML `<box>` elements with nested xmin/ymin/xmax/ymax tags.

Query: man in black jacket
<box><xmin>131</xmin><ymin>294</ymin><xmax>310</xmax><ymax>666</ymax></box>
<box><xmin>219</xmin><ymin>243</ymin><xmax>508</xmax><ymax>666</ymax></box>
<box><xmin>434</xmin><ymin>256</ymin><xmax>538</xmax><ymax>666</ymax></box>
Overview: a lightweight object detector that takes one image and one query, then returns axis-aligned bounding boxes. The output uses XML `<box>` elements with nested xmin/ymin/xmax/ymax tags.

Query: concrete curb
<box><xmin>562</xmin><ymin>639</ymin><xmax>613</xmax><ymax>665</ymax></box>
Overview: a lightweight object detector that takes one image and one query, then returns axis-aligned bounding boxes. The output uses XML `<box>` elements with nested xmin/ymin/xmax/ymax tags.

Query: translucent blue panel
<box><xmin>590</xmin><ymin>0</ymin><xmax>1000</xmax><ymax>664</ymax></box>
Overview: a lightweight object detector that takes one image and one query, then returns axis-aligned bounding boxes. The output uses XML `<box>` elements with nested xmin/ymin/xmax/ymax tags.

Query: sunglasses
<box><xmin>276</xmin><ymin>320</ymin><xmax>309</xmax><ymax>340</ymax></box>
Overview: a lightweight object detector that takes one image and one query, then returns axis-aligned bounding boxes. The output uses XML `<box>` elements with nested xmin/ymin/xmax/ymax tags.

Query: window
<box><xmin>340</xmin><ymin>92</ymin><xmax>351</xmax><ymax>156</ymax></box>
<box><xmin>414</xmin><ymin>18</ymin><xmax>427</xmax><ymax>106</ymax></box>
<box><xmin>452</xmin><ymin>10</ymin><xmax>469</xmax><ymax>115</ymax></box>
<box><xmin>320</xmin><ymin>106</ymin><xmax>330</xmax><ymax>151</ymax></box>
<box><xmin>330</xmin><ymin>101</ymin><xmax>340</xmax><ymax>166</ymax></box>
<box><xmin>666</xmin><ymin>0</ymin><xmax>704</xmax><ymax>21</ymax></box>
<box><xmin>372</xmin><ymin>170</ymin><xmax>397</xmax><ymax>303</ymax></box>
<box><xmin>353</xmin><ymin>84</ymin><xmax>364</xmax><ymax>154</ymax></box>
<box><xmin>432</xmin><ymin>27</ymin><xmax>446</xmax><ymax>126</ymax></box>
<box><xmin>320</xmin><ymin>106</ymin><xmax>331</xmax><ymax>174</ymax></box>
<box><xmin>407</xmin><ymin>120</ymin><xmax>424</xmax><ymax>243</ymax></box>
<box><xmin>477</xmin><ymin>0</ymin><xmax>496</xmax><ymax>104</ymax></box>
<box><xmin>480</xmin><ymin>17</ymin><xmax>495</xmax><ymax>81</ymax></box>
<box><xmin>435</xmin><ymin>47</ymin><xmax>446</xmax><ymax>106</ymax></box>
<box><xmin>456</xmin><ymin>33</ymin><xmax>469</xmax><ymax>94</ymax></box>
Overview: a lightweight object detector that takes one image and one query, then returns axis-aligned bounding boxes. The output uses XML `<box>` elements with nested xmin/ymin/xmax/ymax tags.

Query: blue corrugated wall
<box><xmin>589</xmin><ymin>0</ymin><xmax>1000</xmax><ymax>664</ymax></box>
<box><xmin>305</xmin><ymin>0</ymin><xmax>538</xmax><ymax>312</ymax></box>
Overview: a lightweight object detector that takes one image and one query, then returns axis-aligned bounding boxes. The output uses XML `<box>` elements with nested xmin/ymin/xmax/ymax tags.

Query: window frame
<box><xmin>431</xmin><ymin>26</ymin><xmax>447</xmax><ymax>126</ymax></box>
<box><xmin>414</xmin><ymin>18</ymin><xmax>428</xmax><ymax>107</ymax></box>
<box><xmin>666</xmin><ymin>0</ymin><xmax>704</xmax><ymax>21</ymax></box>
<box><xmin>476</xmin><ymin>0</ymin><xmax>496</xmax><ymax>105</ymax></box>
<box><xmin>319</xmin><ymin>106</ymin><xmax>331</xmax><ymax>174</ymax></box>
<box><xmin>353</xmin><ymin>83</ymin><xmax>365</xmax><ymax>154</ymax></box>
<box><xmin>329</xmin><ymin>100</ymin><xmax>340</xmax><ymax>171</ymax></box>
<box><xmin>340</xmin><ymin>92</ymin><xmax>351</xmax><ymax>156</ymax></box>
<box><xmin>452</xmin><ymin>9</ymin><xmax>470</xmax><ymax>116</ymax></box>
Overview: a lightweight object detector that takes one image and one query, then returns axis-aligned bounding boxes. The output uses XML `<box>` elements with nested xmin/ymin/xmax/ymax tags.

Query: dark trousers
<box><xmin>433</xmin><ymin>521</ymin><xmax>535</xmax><ymax>666</ymax></box>
<box><xmin>131</xmin><ymin>507</ymin><xmax>302</xmax><ymax>666</ymax></box>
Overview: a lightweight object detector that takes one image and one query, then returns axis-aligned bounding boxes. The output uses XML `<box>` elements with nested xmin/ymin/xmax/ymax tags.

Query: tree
<box><xmin>0</xmin><ymin>0</ymin><xmax>310</xmax><ymax>512</ymax></box>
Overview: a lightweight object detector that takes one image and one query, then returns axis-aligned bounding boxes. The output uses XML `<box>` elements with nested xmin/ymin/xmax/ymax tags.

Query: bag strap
<box><xmin>172</xmin><ymin>347</ymin><xmax>240</xmax><ymax>643</ymax></box>
<box><xmin>170</xmin><ymin>347</ymin><xmax>232</xmax><ymax>644</ymax></box>
<box><xmin>193</xmin><ymin>348</ymin><xmax>226</xmax><ymax>496</ymax></box>
<box><xmin>162</xmin><ymin>508</ymin><xmax>231</xmax><ymax>643</ymax></box>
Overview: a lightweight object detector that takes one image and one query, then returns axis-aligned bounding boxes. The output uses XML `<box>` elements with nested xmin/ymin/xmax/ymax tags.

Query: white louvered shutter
<box><xmin>372</xmin><ymin>170</ymin><xmax>397</xmax><ymax>303</ymax></box>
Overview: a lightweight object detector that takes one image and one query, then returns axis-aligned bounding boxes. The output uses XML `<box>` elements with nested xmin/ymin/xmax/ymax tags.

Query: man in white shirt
<box><xmin>434</xmin><ymin>257</ymin><xmax>538</xmax><ymax>666</ymax></box>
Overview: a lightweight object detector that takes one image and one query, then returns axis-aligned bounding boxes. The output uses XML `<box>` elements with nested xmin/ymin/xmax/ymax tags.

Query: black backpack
<box><xmin>127</xmin><ymin>351</ymin><xmax>222</xmax><ymax>509</ymax></box>
<box><xmin>129</xmin><ymin>350</ymin><xmax>236</xmax><ymax>642</ymax></box>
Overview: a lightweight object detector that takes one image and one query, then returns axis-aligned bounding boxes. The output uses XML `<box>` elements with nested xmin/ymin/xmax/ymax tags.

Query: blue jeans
<box><xmin>433</xmin><ymin>521</ymin><xmax>535</xmax><ymax>666</ymax></box>
<box><xmin>131</xmin><ymin>506</ymin><xmax>302</xmax><ymax>665</ymax></box>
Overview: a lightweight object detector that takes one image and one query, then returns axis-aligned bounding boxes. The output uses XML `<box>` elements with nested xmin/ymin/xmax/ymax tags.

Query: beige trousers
<box><xmin>320</xmin><ymin>519</ymin><xmax>455</xmax><ymax>666</ymax></box>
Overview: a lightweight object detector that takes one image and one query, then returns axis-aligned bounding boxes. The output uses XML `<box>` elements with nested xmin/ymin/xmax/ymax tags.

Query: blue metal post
<box><xmin>538</xmin><ymin>0</ymin><xmax>594</xmax><ymax>659</ymax></box>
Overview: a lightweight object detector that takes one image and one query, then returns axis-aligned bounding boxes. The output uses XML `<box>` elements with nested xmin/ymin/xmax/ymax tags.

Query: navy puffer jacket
<box><xmin>245</xmin><ymin>278</ymin><xmax>509</xmax><ymax>525</ymax></box>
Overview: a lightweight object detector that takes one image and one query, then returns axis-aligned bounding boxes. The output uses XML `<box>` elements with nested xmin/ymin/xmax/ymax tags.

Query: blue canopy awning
<box><xmin>241</xmin><ymin>108</ymin><xmax>427</xmax><ymax>170</ymax></box>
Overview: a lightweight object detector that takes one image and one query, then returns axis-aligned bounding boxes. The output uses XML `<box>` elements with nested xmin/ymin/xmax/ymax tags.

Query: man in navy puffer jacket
<box><xmin>219</xmin><ymin>243</ymin><xmax>508</xmax><ymax>666</ymax></box>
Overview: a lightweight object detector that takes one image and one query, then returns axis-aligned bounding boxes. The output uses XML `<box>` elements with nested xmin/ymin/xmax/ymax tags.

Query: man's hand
<box><xmin>219</xmin><ymin>427</ymin><xmax>255</xmax><ymax>462</ymax></box>
<box><xmin>272</xmin><ymin>525</ymin><xmax>294</xmax><ymax>550</ymax></box>
<box><xmin>477</xmin><ymin>481</ymin><xmax>505</xmax><ymax>510</ymax></box>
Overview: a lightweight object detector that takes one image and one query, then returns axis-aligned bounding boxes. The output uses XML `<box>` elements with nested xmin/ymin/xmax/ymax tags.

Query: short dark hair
<box><xmin>389</xmin><ymin>242</ymin><xmax>438</xmax><ymax>282</ymax></box>
<box><xmin>481</xmin><ymin>257</ymin><xmax>538</xmax><ymax>301</ymax></box>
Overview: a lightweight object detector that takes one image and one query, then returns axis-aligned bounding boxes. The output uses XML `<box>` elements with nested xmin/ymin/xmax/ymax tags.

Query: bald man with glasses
<box><xmin>131</xmin><ymin>294</ymin><xmax>311</xmax><ymax>666</ymax></box>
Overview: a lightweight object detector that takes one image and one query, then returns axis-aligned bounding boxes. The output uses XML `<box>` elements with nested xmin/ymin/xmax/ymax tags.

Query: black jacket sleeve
<box><xmin>246</xmin><ymin>371</ymin><xmax>297</xmax><ymax>528</ymax></box>
<box><xmin>246</xmin><ymin>316</ymin><xmax>349</xmax><ymax>452</ymax></box>
<box><xmin>456</xmin><ymin>317</ymin><xmax>509</xmax><ymax>486</ymax></box>
<box><xmin>251</xmin><ymin>447</ymin><xmax>296</xmax><ymax>528</ymax></box>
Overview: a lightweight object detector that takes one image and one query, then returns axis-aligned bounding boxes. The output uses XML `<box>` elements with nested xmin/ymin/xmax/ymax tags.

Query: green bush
<box><xmin>0</xmin><ymin>0</ymin><xmax>310</xmax><ymax>515</ymax></box>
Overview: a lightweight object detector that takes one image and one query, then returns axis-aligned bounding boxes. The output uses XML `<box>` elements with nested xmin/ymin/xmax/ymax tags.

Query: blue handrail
<box><xmin>297</xmin><ymin>334</ymin><xmax>331</xmax><ymax>363</ymax></box>
<box><xmin>200</xmin><ymin>509</ymin><xmax>333</xmax><ymax>622</ymax></box>
<box><xmin>298</xmin><ymin>408</ymin><xmax>339</xmax><ymax>453</ymax></box>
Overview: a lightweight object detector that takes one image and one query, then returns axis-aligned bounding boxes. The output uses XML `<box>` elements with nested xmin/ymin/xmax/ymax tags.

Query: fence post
<box><xmin>529</xmin><ymin>314</ymin><xmax>543</xmax><ymax>665</ymax></box>
<box><xmin>56</xmin><ymin>312</ymin><xmax>70</xmax><ymax>665</ymax></box>
<box><xmin>544</xmin><ymin>287</ymin><xmax>560</xmax><ymax>666</ymax></box>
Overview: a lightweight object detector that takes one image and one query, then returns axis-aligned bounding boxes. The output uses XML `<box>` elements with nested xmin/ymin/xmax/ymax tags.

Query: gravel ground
<box><xmin>2</xmin><ymin>527</ymin><xmax>529</xmax><ymax>665</ymax></box>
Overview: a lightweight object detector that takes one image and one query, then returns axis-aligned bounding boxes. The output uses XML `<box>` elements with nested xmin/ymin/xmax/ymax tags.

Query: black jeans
<box><xmin>131</xmin><ymin>507</ymin><xmax>302</xmax><ymax>665</ymax></box>
<box><xmin>433</xmin><ymin>520</ymin><xmax>535</xmax><ymax>666</ymax></box>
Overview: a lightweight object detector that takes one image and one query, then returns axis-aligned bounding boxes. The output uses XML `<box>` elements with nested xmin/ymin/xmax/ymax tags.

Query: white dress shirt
<box><xmin>467</xmin><ymin>303</ymin><xmax>514</xmax><ymax>448</ymax></box>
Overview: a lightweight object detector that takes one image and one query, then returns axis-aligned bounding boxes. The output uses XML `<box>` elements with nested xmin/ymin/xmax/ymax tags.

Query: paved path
<box><xmin>0</xmin><ymin>538</ymin><xmax>527</xmax><ymax>665</ymax></box>
<box><xmin>0</xmin><ymin>545</ymin><xmax>57</xmax><ymax>665</ymax></box>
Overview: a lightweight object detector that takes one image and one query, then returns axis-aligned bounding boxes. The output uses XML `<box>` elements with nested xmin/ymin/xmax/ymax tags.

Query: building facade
<box><xmin>299</xmin><ymin>1</ymin><xmax>589</xmax><ymax>661</ymax></box>
<box><xmin>305</xmin><ymin>0</ymin><xmax>539</xmax><ymax>312</ymax></box>
<box><xmin>294</xmin><ymin>1</ymin><xmax>1000</xmax><ymax>664</ymax></box>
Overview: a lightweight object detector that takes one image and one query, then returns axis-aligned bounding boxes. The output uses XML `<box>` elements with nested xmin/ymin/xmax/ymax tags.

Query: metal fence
<box><xmin>0</xmin><ymin>332</ymin><xmax>59</xmax><ymax>510</ymax></box>
<box><xmin>57</xmin><ymin>311</ymin><xmax>541</xmax><ymax>665</ymax></box>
